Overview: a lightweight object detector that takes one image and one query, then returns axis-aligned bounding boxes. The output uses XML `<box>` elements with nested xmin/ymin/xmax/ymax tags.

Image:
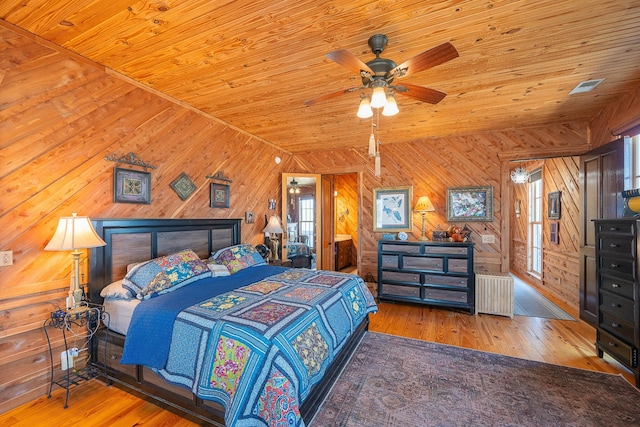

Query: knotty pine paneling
<box><xmin>0</xmin><ymin>28</ymin><xmax>292</xmax><ymax>412</ymax></box>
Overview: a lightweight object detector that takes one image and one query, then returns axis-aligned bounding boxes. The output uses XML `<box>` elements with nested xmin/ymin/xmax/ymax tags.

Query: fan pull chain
<box><xmin>374</xmin><ymin>109</ymin><xmax>381</xmax><ymax>177</ymax></box>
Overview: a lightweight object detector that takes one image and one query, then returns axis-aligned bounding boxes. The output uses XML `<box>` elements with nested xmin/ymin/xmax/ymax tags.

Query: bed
<box><xmin>88</xmin><ymin>218</ymin><xmax>376</xmax><ymax>426</ymax></box>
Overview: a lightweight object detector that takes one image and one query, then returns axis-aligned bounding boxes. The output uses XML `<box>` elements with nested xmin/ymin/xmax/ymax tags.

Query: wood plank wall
<box><xmin>0</xmin><ymin>27</ymin><xmax>292</xmax><ymax>412</ymax></box>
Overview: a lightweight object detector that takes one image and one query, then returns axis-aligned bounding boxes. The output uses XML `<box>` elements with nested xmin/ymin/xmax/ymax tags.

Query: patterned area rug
<box><xmin>311</xmin><ymin>332</ymin><xmax>640</xmax><ymax>427</ymax></box>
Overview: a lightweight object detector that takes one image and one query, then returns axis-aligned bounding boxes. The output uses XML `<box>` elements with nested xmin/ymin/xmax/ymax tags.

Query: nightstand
<box><xmin>43</xmin><ymin>303</ymin><xmax>109</xmax><ymax>408</ymax></box>
<box><xmin>269</xmin><ymin>259</ymin><xmax>292</xmax><ymax>267</ymax></box>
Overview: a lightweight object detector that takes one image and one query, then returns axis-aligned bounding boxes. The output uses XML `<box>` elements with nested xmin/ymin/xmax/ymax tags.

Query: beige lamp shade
<box><xmin>415</xmin><ymin>196</ymin><xmax>436</xmax><ymax>212</ymax></box>
<box><xmin>45</xmin><ymin>213</ymin><xmax>106</xmax><ymax>251</ymax></box>
<box><xmin>262</xmin><ymin>215</ymin><xmax>284</xmax><ymax>234</ymax></box>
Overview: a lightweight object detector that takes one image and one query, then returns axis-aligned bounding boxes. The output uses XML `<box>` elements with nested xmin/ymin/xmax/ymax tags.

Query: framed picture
<box><xmin>446</xmin><ymin>186</ymin><xmax>494</xmax><ymax>222</ymax></box>
<box><xmin>245</xmin><ymin>211</ymin><xmax>254</xmax><ymax>223</ymax></box>
<box><xmin>210</xmin><ymin>183</ymin><xmax>230</xmax><ymax>208</ymax></box>
<box><xmin>548</xmin><ymin>191</ymin><xmax>561</xmax><ymax>219</ymax></box>
<box><xmin>170</xmin><ymin>172</ymin><xmax>196</xmax><ymax>201</ymax></box>
<box><xmin>373</xmin><ymin>186</ymin><xmax>413</xmax><ymax>232</ymax></box>
<box><xmin>550</xmin><ymin>222</ymin><xmax>559</xmax><ymax>244</ymax></box>
<box><xmin>113</xmin><ymin>167</ymin><xmax>151</xmax><ymax>204</ymax></box>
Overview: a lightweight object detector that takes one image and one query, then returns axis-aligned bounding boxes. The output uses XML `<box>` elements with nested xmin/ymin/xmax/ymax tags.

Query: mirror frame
<box><xmin>281</xmin><ymin>173</ymin><xmax>322</xmax><ymax>263</ymax></box>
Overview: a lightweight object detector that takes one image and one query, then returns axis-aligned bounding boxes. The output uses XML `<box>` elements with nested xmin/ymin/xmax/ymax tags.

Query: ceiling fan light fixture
<box><xmin>382</xmin><ymin>92</ymin><xmax>399</xmax><ymax>116</ymax></box>
<box><xmin>357</xmin><ymin>95</ymin><xmax>373</xmax><ymax>119</ymax></box>
<box><xmin>370</xmin><ymin>81</ymin><xmax>387</xmax><ymax>108</ymax></box>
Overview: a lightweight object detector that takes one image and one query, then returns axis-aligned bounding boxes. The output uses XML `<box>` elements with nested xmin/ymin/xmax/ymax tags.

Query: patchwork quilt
<box><xmin>124</xmin><ymin>268</ymin><xmax>377</xmax><ymax>426</ymax></box>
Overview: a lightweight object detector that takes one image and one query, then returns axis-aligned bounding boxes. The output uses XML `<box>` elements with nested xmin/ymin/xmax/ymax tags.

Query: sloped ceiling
<box><xmin>1</xmin><ymin>0</ymin><xmax>639</xmax><ymax>153</ymax></box>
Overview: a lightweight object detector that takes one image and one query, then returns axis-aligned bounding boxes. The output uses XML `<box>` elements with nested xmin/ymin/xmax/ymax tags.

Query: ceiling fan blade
<box><xmin>304</xmin><ymin>86</ymin><xmax>364</xmax><ymax>106</ymax></box>
<box><xmin>394</xmin><ymin>83</ymin><xmax>447</xmax><ymax>104</ymax></box>
<box><xmin>390</xmin><ymin>42</ymin><xmax>458</xmax><ymax>79</ymax></box>
<box><xmin>326</xmin><ymin>50</ymin><xmax>374</xmax><ymax>77</ymax></box>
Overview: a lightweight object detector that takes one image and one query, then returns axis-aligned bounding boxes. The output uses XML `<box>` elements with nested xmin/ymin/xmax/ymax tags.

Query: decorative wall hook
<box><xmin>105</xmin><ymin>152</ymin><xmax>156</xmax><ymax>171</ymax></box>
<box><xmin>206</xmin><ymin>171</ymin><xmax>233</xmax><ymax>183</ymax></box>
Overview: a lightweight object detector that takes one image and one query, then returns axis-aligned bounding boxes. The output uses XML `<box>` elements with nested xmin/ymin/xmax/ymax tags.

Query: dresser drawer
<box><xmin>424</xmin><ymin>289</ymin><xmax>468</xmax><ymax>303</ymax></box>
<box><xmin>597</xmin><ymin>221</ymin><xmax>636</xmax><ymax>236</ymax></box>
<box><xmin>448</xmin><ymin>259</ymin><xmax>468</xmax><ymax>273</ymax></box>
<box><xmin>600</xmin><ymin>312</ymin><xmax>636</xmax><ymax>344</ymax></box>
<box><xmin>600</xmin><ymin>274</ymin><xmax>635</xmax><ymax>300</ymax></box>
<box><xmin>598</xmin><ymin>330</ymin><xmax>637</xmax><ymax>368</ymax></box>
<box><xmin>600</xmin><ymin>235</ymin><xmax>635</xmax><ymax>256</ymax></box>
<box><xmin>380</xmin><ymin>243</ymin><xmax>420</xmax><ymax>253</ymax></box>
<box><xmin>600</xmin><ymin>291</ymin><xmax>635</xmax><ymax>323</ymax></box>
<box><xmin>599</xmin><ymin>255</ymin><xmax>635</xmax><ymax>278</ymax></box>
<box><xmin>423</xmin><ymin>246</ymin><xmax>468</xmax><ymax>255</ymax></box>
<box><xmin>382</xmin><ymin>271</ymin><xmax>420</xmax><ymax>282</ymax></box>
<box><xmin>424</xmin><ymin>274</ymin><xmax>469</xmax><ymax>288</ymax></box>
<box><xmin>380</xmin><ymin>283</ymin><xmax>420</xmax><ymax>299</ymax></box>
<box><xmin>381</xmin><ymin>255</ymin><xmax>399</xmax><ymax>268</ymax></box>
<box><xmin>403</xmin><ymin>256</ymin><xmax>443</xmax><ymax>271</ymax></box>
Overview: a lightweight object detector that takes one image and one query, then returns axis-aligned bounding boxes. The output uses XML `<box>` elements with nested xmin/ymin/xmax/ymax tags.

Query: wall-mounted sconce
<box><xmin>515</xmin><ymin>199</ymin><xmax>521</xmax><ymax>218</ymax></box>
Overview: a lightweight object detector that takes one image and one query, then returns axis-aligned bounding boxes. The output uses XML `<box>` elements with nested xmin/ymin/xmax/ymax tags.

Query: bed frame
<box><xmin>88</xmin><ymin>218</ymin><xmax>368</xmax><ymax>426</ymax></box>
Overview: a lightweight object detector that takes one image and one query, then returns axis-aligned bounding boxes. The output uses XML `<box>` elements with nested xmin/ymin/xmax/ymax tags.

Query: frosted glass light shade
<box><xmin>357</xmin><ymin>97</ymin><xmax>373</xmax><ymax>118</ymax></box>
<box><xmin>370</xmin><ymin>85</ymin><xmax>387</xmax><ymax>108</ymax></box>
<box><xmin>382</xmin><ymin>94</ymin><xmax>399</xmax><ymax>116</ymax></box>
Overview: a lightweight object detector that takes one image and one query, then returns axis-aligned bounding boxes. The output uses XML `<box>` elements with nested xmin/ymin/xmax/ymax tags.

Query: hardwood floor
<box><xmin>1</xmin><ymin>290</ymin><xmax>634</xmax><ymax>426</ymax></box>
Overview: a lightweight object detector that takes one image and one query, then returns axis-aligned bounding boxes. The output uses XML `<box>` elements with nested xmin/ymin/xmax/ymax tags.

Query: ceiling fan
<box><xmin>305</xmin><ymin>34</ymin><xmax>458</xmax><ymax>107</ymax></box>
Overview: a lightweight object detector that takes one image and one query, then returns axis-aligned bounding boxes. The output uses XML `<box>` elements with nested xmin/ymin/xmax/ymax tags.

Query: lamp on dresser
<box><xmin>45</xmin><ymin>213</ymin><xmax>106</xmax><ymax>312</ymax></box>
<box><xmin>415</xmin><ymin>196</ymin><xmax>436</xmax><ymax>241</ymax></box>
<box><xmin>263</xmin><ymin>215</ymin><xmax>284</xmax><ymax>263</ymax></box>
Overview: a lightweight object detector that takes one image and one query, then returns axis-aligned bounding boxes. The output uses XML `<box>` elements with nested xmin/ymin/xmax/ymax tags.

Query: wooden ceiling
<box><xmin>2</xmin><ymin>0</ymin><xmax>639</xmax><ymax>154</ymax></box>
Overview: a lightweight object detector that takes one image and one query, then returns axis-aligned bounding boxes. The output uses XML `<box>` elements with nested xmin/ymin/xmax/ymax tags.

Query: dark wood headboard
<box><xmin>89</xmin><ymin>218</ymin><xmax>242</xmax><ymax>303</ymax></box>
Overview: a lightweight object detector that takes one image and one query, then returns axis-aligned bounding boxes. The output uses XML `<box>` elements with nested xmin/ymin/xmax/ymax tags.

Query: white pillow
<box><xmin>207</xmin><ymin>262</ymin><xmax>231</xmax><ymax>277</ymax></box>
<box><xmin>100</xmin><ymin>280</ymin><xmax>134</xmax><ymax>300</ymax></box>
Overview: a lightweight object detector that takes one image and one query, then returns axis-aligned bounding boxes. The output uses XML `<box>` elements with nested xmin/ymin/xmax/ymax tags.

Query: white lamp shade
<box><xmin>45</xmin><ymin>213</ymin><xmax>106</xmax><ymax>251</ymax></box>
<box><xmin>370</xmin><ymin>85</ymin><xmax>387</xmax><ymax>108</ymax></box>
<box><xmin>263</xmin><ymin>215</ymin><xmax>284</xmax><ymax>234</ymax></box>
<box><xmin>382</xmin><ymin>94</ymin><xmax>399</xmax><ymax>116</ymax></box>
<box><xmin>415</xmin><ymin>196</ymin><xmax>435</xmax><ymax>212</ymax></box>
<box><xmin>357</xmin><ymin>97</ymin><xmax>373</xmax><ymax>119</ymax></box>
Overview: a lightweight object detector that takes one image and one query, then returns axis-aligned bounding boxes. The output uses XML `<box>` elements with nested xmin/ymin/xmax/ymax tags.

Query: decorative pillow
<box><xmin>212</xmin><ymin>244</ymin><xmax>267</xmax><ymax>274</ymax></box>
<box><xmin>206</xmin><ymin>262</ymin><xmax>232</xmax><ymax>277</ymax></box>
<box><xmin>100</xmin><ymin>280</ymin><xmax>133</xmax><ymax>300</ymax></box>
<box><xmin>122</xmin><ymin>249</ymin><xmax>212</xmax><ymax>299</ymax></box>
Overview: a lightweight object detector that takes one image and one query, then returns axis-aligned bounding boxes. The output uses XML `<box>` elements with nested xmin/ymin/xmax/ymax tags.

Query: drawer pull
<box><xmin>609</xmin><ymin>243</ymin><xmax>620</xmax><ymax>248</ymax></box>
<box><xmin>611</xmin><ymin>283</ymin><xmax>620</xmax><ymax>288</ymax></box>
<box><xmin>609</xmin><ymin>227</ymin><xmax>619</xmax><ymax>231</ymax></box>
<box><xmin>608</xmin><ymin>342</ymin><xmax>617</xmax><ymax>347</ymax></box>
<box><xmin>611</xmin><ymin>322</ymin><xmax>620</xmax><ymax>328</ymax></box>
<box><xmin>610</xmin><ymin>263</ymin><xmax>620</xmax><ymax>268</ymax></box>
<box><xmin>611</xmin><ymin>303</ymin><xmax>621</xmax><ymax>308</ymax></box>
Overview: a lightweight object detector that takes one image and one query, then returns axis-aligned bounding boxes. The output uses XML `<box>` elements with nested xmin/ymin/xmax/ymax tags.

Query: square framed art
<box><xmin>373</xmin><ymin>186</ymin><xmax>413</xmax><ymax>232</ymax></box>
<box><xmin>113</xmin><ymin>167</ymin><xmax>151</xmax><ymax>204</ymax></box>
<box><xmin>210</xmin><ymin>183</ymin><xmax>230</xmax><ymax>208</ymax></box>
<box><xmin>446</xmin><ymin>186</ymin><xmax>494</xmax><ymax>222</ymax></box>
<box><xmin>170</xmin><ymin>172</ymin><xmax>196</xmax><ymax>201</ymax></box>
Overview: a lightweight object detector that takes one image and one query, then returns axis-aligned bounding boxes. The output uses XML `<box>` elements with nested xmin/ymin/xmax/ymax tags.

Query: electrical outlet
<box><xmin>481</xmin><ymin>235</ymin><xmax>495</xmax><ymax>244</ymax></box>
<box><xmin>0</xmin><ymin>251</ymin><xmax>13</xmax><ymax>267</ymax></box>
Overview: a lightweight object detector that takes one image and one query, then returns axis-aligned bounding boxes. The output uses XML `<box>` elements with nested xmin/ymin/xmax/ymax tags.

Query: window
<box><xmin>298</xmin><ymin>196</ymin><xmax>315</xmax><ymax>248</ymax></box>
<box><xmin>631</xmin><ymin>134</ymin><xmax>640</xmax><ymax>188</ymax></box>
<box><xmin>527</xmin><ymin>169</ymin><xmax>543</xmax><ymax>278</ymax></box>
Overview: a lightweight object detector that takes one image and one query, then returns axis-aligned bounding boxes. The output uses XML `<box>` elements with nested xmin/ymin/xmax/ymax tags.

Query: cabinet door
<box><xmin>580</xmin><ymin>139</ymin><xmax>627</xmax><ymax>326</ymax></box>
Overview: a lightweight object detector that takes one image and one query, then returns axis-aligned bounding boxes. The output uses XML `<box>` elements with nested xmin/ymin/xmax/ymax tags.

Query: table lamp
<box><xmin>45</xmin><ymin>213</ymin><xmax>106</xmax><ymax>311</ymax></box>
<box><xmin>415</xmin><ymin>196</ymin><xmax>436</xmax><ymax>241</ymax></box>
<box><xmin>263</xmin><ymin>215</ymin><xmax>284</xmax><ymax>262</ymax></box>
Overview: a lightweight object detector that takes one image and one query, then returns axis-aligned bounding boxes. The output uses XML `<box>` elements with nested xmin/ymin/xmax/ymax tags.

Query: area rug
<box><xmin>513</xmin><ymin>277</ymin><xmax>575</xmax><ymax>320</ymax></box>
<box><xmin>311</xmin><ymin>332</ymin><xmax>640</xmax><ymax>427</ymax></box>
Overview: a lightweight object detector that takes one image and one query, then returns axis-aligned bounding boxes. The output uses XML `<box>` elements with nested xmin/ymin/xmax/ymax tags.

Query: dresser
<box><xmin>335</xmin><ymin>236</ymin><xmax>352</xmax><ymax>270</ymax></box>
<box><xmin>377</xmin><ymin>240</ymin><xmax>475</xmax><ymax>314</ymax></box>
<box><xmin>594</xmin><ymin>219</ymin><xmax>640</xmax><ymax>387</ymax></box>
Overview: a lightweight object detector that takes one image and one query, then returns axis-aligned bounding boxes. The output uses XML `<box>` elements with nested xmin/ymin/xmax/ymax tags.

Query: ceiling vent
<box><xmin>569</xmin><ymin>78</ymin><xmax>605</xmax><ymax>94</ymax></box>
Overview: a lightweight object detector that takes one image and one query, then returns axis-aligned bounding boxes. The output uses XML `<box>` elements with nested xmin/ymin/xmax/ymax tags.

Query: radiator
<box><xmin>475</xmin><ymin>274</ymin><xmax>514</xmax><ymax>318</ymax></box>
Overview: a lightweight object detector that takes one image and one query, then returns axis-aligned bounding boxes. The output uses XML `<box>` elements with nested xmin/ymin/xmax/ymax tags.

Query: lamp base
<box><xmin>418</xmin><ymin>235</ymin><xmax>430</xmax><ymax>241</ymax></box>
